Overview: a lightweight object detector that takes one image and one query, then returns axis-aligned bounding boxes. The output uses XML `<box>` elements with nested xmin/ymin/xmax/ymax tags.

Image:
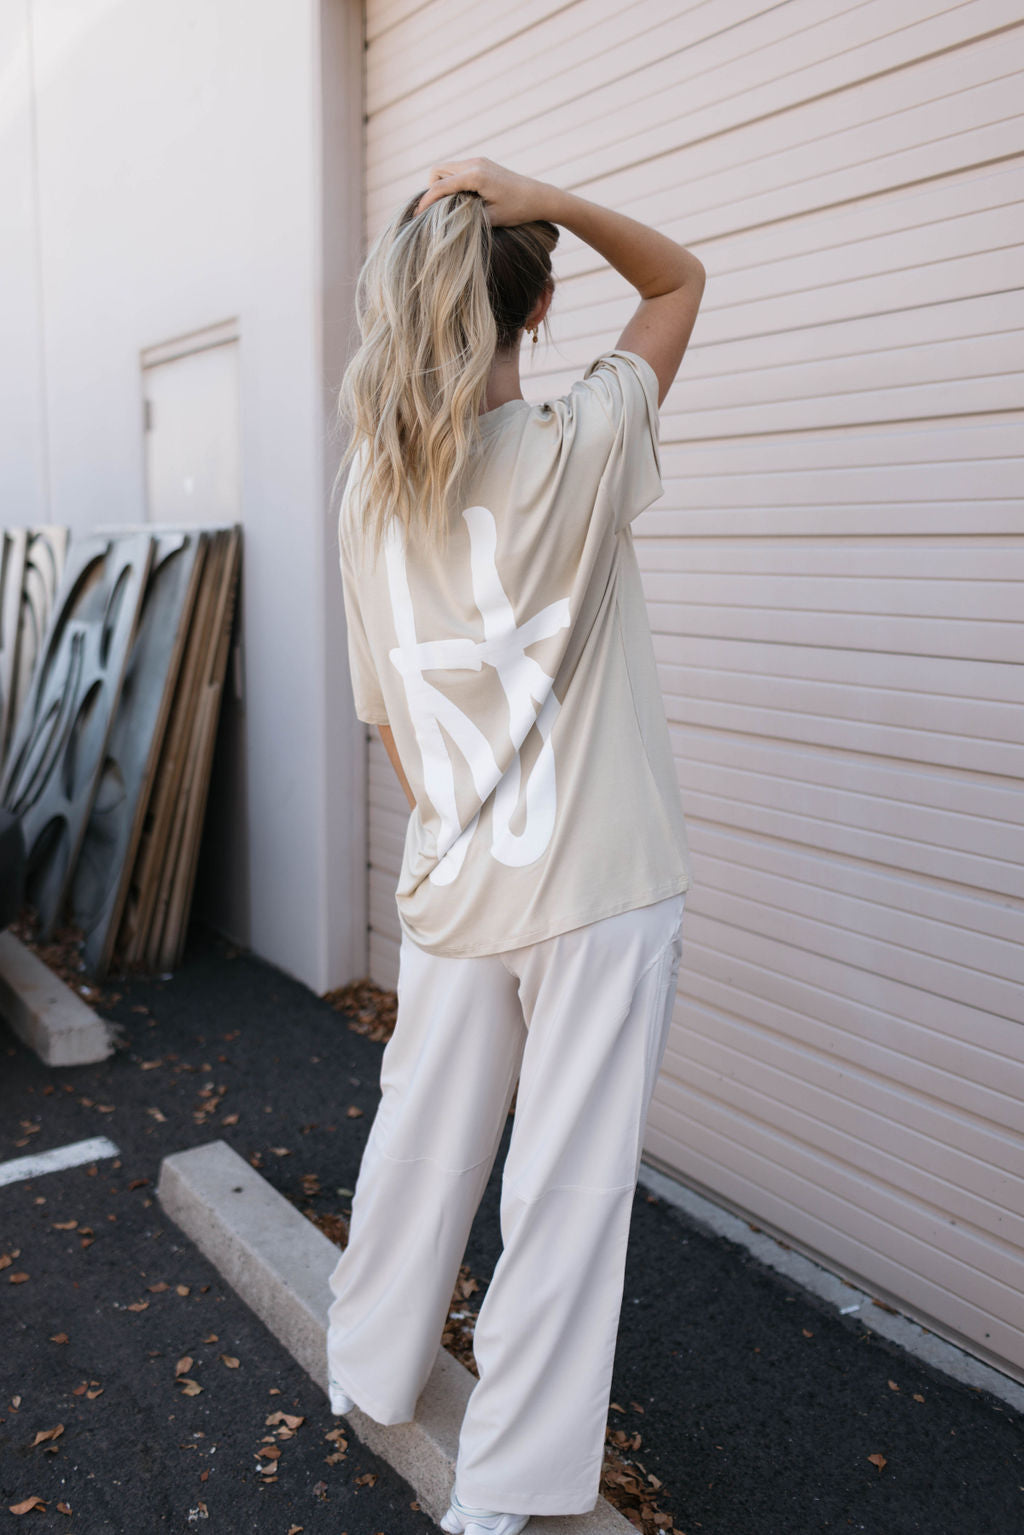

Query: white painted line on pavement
<box><xmin>0</xmin><ymin>1136</ymin><xmax>120</xmax><ymax>1188</ymax></box>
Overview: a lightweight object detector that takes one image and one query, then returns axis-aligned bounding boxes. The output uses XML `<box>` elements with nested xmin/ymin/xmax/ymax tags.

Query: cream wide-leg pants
<box><xmin>325</xmin><ymin>889</ymin><xmax>686</xmax><ymax>1517</ymax></box>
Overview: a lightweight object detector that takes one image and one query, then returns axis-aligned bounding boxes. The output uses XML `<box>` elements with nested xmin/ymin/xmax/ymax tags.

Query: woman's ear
<box><xmin>526</xmin><ymin>278</ymin><xmax>555</xmax><ymax>333</ymax></box>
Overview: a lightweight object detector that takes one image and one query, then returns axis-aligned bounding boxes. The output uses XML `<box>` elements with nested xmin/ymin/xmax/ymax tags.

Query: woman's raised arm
<box><xmin>540</xmin><ymin>184</ymin><xmax>705</xmax><ymax>408</ymax></box>
<box><xmin>413</xmin><ymin>158</ymin><xmax>705</xmax><ymax>406</ymax></box>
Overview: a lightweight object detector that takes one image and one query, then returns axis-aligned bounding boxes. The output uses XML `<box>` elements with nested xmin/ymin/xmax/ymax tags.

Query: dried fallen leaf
<box><xmin>85</xmin><ymin>1389</ymin><xmax>103</xmax><ymax>1400</ymax></box>
<box><xmin>49</xmin><ymin>1333</ymin><xmax>69</xmax><ymax>1344</ymax></box>
<box><xmin>203</xmin><ymin>1333</ymin><xmax>218</xmax><ymax>1343</ymax></box>
<box><xmin>56</xmin><ymin>1502</ymin><xmax>72</xmax><ymax>1515</ymax></box>
<box><xmin>266</xmin><ymin>1411</ymin><xmax>304</xmax><ymax>1429</ymax></box>
<box><xmin>31</xmin><ymin>1424</ymin><xmax>64</xmax><ymax>1446</ymax></box>
<box><xmin>9</xmin><ymin>1495</ymin><xmax>45</xmax><ymax>1514</ymax></box>
<box><xmin>270</xmin><ymin>1146</ymin><xmax>291</xmax><ymax>1157</ymax></box>
<box><xmin>913</xmin><ymin>1393</ymin><xmax>925</xmax><ymax>1403</ymax></box>
<box><xmin>346</xmin><ymin>1106</ymin><xmax>363</xmax><ymax>1119</ymax></box>
<box><xmin>888</xmin><ymin>1379</ymin><xmax>899</xmax><ymax>1391</ymax></box>
<box><xmin>176</xmin><ymin>1284</ymin><xmax>190</xmax><ymax>1297</ymax></box>
<box><xmin>178</xmin><ymin>1379</ymin><xmax>203</xmax><ymax>1396</ymax></box>
<box><xmin>287</xmin><ymin>1526</ymin><xmax>304</xmax><ymax>1534</ymax></box>
<box><xmin>146</xmin><ymin>1107</ymin><xmax>167</xmax><ymax>1122</ymax></box>
<box><xmin>51</xmin><ymin>1221</ymin><xmax>77</xmax><ymax>1231</ymax></box>
<box><xmin>126</xmin><ymin>1300</ymin><xmax>149</xmax><ymax>1312</ymax></box>
<box><xmin>802</xmin><ymin>1328</ymin><xmax>813</xmax><ymax>1338</ymax></box>
<box><xmin>0</xmin><ymin>1254</ymin><xmax>12</xmax><ymax>1269</ymax></box>
<box><xmin>323</xmin><ymin>979</ymin><xmax>396</xmax><ymax>1041</ymax></box>
<box><xmin>867</xmin><ymin>1452</ymin><xmax>887</xmax><ymax>1471</ymax></box>
<box><xmin>175</xmin><ymin>1356</ymin><xmax>193</xmax><ymax>1377</ymax></box>
<box><xmin>147</xmin><ymin>1281</ymin><xmax>168</xmax><ymax>1293</ymax></box>
<box><xmin>9</xmin><ymin>1272</ymin><xmax>30</xmax><ymax>1284</ymax></box>
<box><xmin>220</xmin><ymin>1354</ymin><xmax>240</xmax><ymax>1369</ymax></box>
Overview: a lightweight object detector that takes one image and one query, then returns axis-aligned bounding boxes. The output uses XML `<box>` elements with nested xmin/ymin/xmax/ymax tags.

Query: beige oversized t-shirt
<box><xmin>338</xmin><ymin>348</ymin><xmax>694</xmax><ymax>957</ymax></box>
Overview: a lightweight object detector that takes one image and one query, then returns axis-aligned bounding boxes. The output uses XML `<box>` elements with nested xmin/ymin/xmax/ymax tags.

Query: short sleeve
<box><xmin>337</xmin><ymin>459</ymin><xmax>389</xmax><ymax>727</ymax></box>
<box><xmin>575</xmin><ymin>348</ymin><xmax>664</xmax><ymax>533</ymax></box>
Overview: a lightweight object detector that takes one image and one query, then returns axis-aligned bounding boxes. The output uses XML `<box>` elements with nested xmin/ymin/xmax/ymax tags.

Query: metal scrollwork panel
<box><xmin>0</xmin><ymin>532</ymin><xmax>154</xmax><ymax>939</ymax></box>
<box><xmin>0</xmin><ymin>526</ymin><xmax>69</xmax><ymax>769</ymax></box>
<box><xmin>71</xmin><ymin>529</ymin><xmax>206</xmax><ymax>974</ymax></box>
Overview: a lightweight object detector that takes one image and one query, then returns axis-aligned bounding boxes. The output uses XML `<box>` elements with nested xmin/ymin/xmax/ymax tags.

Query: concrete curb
<box><xmin>157</xmin><ymin>1139</ymin><xmax>635</xmax><ymax>1533</ymax></box>
<box><xmin>0</xmin><ymin>930</ymin><xmax>115</xmax><ymax>1066</ymax></box>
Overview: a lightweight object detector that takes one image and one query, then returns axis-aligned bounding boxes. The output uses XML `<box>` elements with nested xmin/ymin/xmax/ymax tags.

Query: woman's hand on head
<box><xmin>414</xmin><ymin>157</ymin><xmax>553</xmax><ymax>227</ymax></box>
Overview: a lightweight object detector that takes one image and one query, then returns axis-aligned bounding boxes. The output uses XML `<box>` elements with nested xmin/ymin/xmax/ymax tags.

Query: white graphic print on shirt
<box><xmin>383</xmin><ymin>503</ymin><xmax>571</xmax><ymax>885</ymax></box>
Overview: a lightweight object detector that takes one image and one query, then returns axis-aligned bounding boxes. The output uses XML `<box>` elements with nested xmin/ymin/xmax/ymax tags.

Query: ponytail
<box><xmin>332</xmin><ymin>188</ymin><xmax>558</xmax><ymax>562</ymax></box>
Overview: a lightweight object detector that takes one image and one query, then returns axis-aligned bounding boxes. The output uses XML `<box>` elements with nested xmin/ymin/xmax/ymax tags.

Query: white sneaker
<box><xmin>327</xmin><ymin>1374</ymin><xmax>356</xmax><ymax>1415</ymax></box>
<box><xmin>439</xmin><ymin>1487</ymin><xmax>530</xmax><ymax>1535</ymax></box>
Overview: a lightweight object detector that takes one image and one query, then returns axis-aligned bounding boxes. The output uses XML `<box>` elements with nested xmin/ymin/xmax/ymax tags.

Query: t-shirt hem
<box><xmin>397</xmin><ymin>873</ymin><xmax>692</xmax><ymax>959</ymax></box>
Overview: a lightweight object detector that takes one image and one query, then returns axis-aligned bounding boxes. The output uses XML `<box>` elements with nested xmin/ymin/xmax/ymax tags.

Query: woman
<box><xmin>326</xmin><ymin>157</ymin><xmax>706</xmax><ymax>1535</ymax></box>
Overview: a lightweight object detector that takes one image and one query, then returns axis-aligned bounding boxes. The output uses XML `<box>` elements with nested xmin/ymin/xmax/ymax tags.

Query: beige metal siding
<box><xmin>362</xmin><ymin>0</ymin><xmax>1024</xmax><ymax>1380</ymax></box>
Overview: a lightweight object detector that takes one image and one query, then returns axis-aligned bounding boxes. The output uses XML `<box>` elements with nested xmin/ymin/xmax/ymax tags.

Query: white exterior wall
<box><xmin>363</xmin><ymin>0</ymin><xmax>1024</xmax><ymax>1382</ymax></box>
<box><xmin>0</xmin><ymin>0</ymin><xmax>367</xmax><ymax>992</ymax></box>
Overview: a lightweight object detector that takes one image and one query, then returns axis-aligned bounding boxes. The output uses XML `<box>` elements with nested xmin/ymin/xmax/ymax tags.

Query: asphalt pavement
<box><xmin>1</xmin><ymin>919</ymin><xmax>1021</xmax><ymax>1535</ymax></box>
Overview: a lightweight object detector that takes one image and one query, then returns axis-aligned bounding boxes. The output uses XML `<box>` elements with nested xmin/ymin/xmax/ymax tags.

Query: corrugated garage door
<box><xmin>359</xmin><ymin>0</ymin><xmax>1024</xmax><ymax>1382</ymax></box>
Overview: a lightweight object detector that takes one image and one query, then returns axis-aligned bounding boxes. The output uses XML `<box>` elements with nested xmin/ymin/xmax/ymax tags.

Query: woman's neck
<box><xmin>480</xmin><ymin>347</ymin><xmax>525</xmax><ymax>412</ymax></box>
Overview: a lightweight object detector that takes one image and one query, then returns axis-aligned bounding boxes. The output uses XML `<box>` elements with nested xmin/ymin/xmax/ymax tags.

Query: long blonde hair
<box><xmin>332</xmin><ymin>188</ymin><xmax>559</xmax><ymax>561</ymax></box>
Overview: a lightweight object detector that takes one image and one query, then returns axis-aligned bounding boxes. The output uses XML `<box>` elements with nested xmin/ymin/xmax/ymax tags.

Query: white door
<box><xmin>144</xmin><ymin>339</ymin><xmax>241</xmax><ymax>527</ymax></box>
<box><xmin>143</xmin><ymin>334</ymin><xmax>250</xmax><ymax>946</ymax></box>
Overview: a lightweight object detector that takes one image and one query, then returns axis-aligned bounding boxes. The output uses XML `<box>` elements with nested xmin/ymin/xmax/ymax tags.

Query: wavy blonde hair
<box><xmin>332</xmin><ymin>188</ymin><xmax>559</xmax><ymax>561</ymax></box>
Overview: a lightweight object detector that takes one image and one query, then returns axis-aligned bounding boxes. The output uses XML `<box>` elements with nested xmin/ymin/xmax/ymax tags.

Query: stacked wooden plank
<box><xmin>0</xmin><ymin>523</ymin><xmax>241</xmax><ymax>976</ymax></box>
